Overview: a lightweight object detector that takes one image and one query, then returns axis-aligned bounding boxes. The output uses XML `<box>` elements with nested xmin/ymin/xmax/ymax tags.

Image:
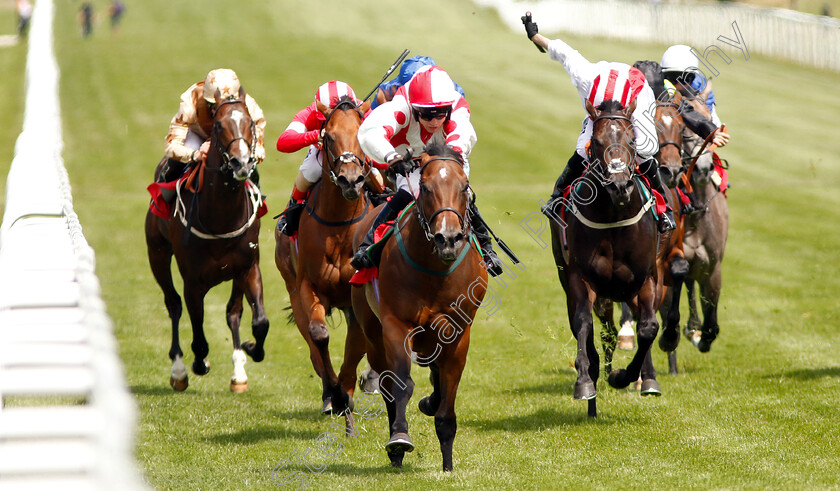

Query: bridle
<box><xmin>655</xmin><ymin>101</ymin><xmax>683</xmax><ymax>154</ymax></box>
<box><xmin>210</xmin><ymin>98</ymin><xmax>257</xmax><ymax>174</ymax></box>
<box><xmin>414</xmin><ymin>156</ymin><xmax>470</xmax><ymax>242</ymax></box>
<box><xmin>320</xmin><ymin>99</ymin><xmax>369</xmax><ymax>184</ymax></box>
<box><xmin>588</xmin><ymin>113</ymin><xmax>637</xmax><ymax>182</ymax></box>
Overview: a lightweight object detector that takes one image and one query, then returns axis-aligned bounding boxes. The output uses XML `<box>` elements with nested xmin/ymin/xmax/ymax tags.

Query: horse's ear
<box><xmin>623</xmin><ymin>99</ymin><xmax>637</xmax><ymax>117</ymax></box>
<box><xmin>358</xmin><ymin>99</ymin><xmax>372</xmax><ymax>114</ymax></box>
<box><xmin>585</xmin><ymin>99</ymin><xmax>599</xmax><ymax>119</ymax></box>
<box><xmin>214</xmin><ymin>88</ymin><xmax>223</xmax><ymax>104</ymax></box>
<box><xmin>238</xmin><ymin>86</ymin><xmax>246</xmax><ymax>100</ymax></box>
<box><xmin>316</xmin><ymin>100</ymin><xmax>331</xmax><ymax>118</ymax></box>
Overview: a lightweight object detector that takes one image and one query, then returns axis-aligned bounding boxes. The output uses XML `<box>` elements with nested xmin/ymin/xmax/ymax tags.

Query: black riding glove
<box><xmin>387</xmin><ymin>150</ymin><xmax>414</xmax><ymax>176</ymax></box>
<box><xmin>521</xmin><ymin>12</ymin><xmax>545</xmax><ymax>53</ymax></box>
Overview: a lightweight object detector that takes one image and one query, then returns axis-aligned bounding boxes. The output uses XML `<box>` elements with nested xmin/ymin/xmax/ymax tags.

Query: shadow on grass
<box><xmin>772</xmin><ymin>366</ymin><xmax>840</xmax><ymax>380</ymax></box>
<box><xmin>463</xmin><ymin>407</ymin><xmax>613</xmax><ymax>432</ymax></box>
<box><xmin>206</xmin><ymin>424</ymin><xmax>324</xmax><ymax>444</ymax></box>
<box><xmin>130</xmin><ymin>384</ymin><xmax>195</xmax><ymax>397</ymax></box>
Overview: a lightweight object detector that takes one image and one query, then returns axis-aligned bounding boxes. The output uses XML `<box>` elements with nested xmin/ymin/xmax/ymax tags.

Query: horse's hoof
<box><xmin>697</xmin><ymin>338</ymin><xmax>713</xmax><ymax>353</ymax></box>
<box><xmin>686</xmin><ymin>329</ymin><xmax>702</xmax><ymax>347</ymax></box>
<box><xmin>633</xmin><ymin>377</ymin><xmax>642</xmax><ymax>391</ymax></box>
<box><xmin>192</xmin><ymin>359</ymin><xmax>210</xmax><ymax>376</ymax></box>
<box><xmin>170</xmin><ymin>376</ymin><xmax>189</xmax><ymax>391</ymax></box>
<box><xmin>608</xmin><ymin>369</ymin><xmax>630</xmax><ymax>389</ymax></box>
<box><xmin>241</xmin><ymin>341</ymin><xmax>265</xmax><ymax>362</ymax></box>
<box><xmin>640</xmin><ymin>379</ymin><xmax>662</xmax><ymax>396</ymax></box>
<box><xmin>230</xmin><ymin>380</ymin><xmax>249</xmax><ymax>393</ymax></box>
<box><xmin>574</xmin><ymin>381</ymin><xmax>596</xmax><ymax>400</ymax></box>
<box><xmin>359</xmin><ymin>369</ymin><xmax>380</xmax><ymax>394</ymax></box>
<box><xmin>658</xmin><ymin>330</ymin><xmax>680</xmax><ymax>352</ymax></box>
<box><xmin>617</xmin><ymin>324</ymin><xmax>635</xmax><ymax>350</ymax></box>
<box><xmin>321</xmin><ymin>397</ymin><xmax>333</xmax><ymax>415</ymax></box>
<box><xmin>385</xmin><ymin>432</ymin><xmax>414</xmax><ymax>454</ymax></box>
<box><xmin>418</xmin><ymin>396</ymin><xmax>438</xmax><ymax>416</ymax></box>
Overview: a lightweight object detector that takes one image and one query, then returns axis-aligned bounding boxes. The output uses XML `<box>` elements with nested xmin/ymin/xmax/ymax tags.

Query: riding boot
<box><xmin>277</xmin><ymin>194</ymin><xmax>307</xmax><ymax>237</ymax></box>
<box><xmin>541</xmin><ymin>151</ymin><xmax>586</xmax><ymax>217</ymax></box>
<box><xmin>640</xmin><ymin>158</ymin><xmax>676</xmax><ymax>233</ymax></box>
<box><xmin>159</xmin><ymin>158</ymin><xmax>187</xmax><ymax>183</ymax></box>
<box><xmin>469</xmin><ymin>201</ymin><xmax>503</xmax><ymax>277</ymax></box>
<box><xmin>350</xmin><ymin>189</ymin><xmax>413</xmax><ymax>270</ymax></box>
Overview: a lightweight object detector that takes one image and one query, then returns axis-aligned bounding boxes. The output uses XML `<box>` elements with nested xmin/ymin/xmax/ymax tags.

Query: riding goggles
<box><xmin>415</xmin><ymin>106</ymin><xmax>451</xmax><ymax>121</ymax></box>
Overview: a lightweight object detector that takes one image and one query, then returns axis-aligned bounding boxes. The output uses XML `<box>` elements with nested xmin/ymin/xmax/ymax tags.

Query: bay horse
<box><xmin>681</xmin><ymin>98</ymin><xmax>729</xmax><ymax>353</ymax></box>
<box><xmin>597</xmin><ymin>93</ymin><xmax>689</xmax><ymax>381</ymax></box>
<box><xmin>549</xmin><ymin>99</ymin><xmax>662</xmax><ymax>417</ymax></box>
<box><xmin>145</xmin><ymin>89</ymin><xmax>268</xmax><ymax>392</ymax></box>
<box><xmin>274</xmin><ymin>96</ymin><xmax>371</xmax><ymax>419</ymax></box>
<box><xmin>350</xmin><ymin>144</ymin><xmax>487</xmax><ymax>471</ymax></box>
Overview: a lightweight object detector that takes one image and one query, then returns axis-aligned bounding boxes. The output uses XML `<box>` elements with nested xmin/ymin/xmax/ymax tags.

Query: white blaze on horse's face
<box><xmin>661</xmin><ymin>114</ymin><xmax>673</xmax><ymax>128</ymax></box>
<box><xmin>230</xmin><ymin>109</ymin><xmax>250</xmax><ymax>156</ymax></box>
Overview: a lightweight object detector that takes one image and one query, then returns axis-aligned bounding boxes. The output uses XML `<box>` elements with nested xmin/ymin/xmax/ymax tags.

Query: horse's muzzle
<box><xmin>606</xmin><ymin>176</ymin><xmax>635</xmax><ymax>208</ymax></box>
<box><xmin>434</xmin><ymin>232</ymin><xmax>465</xmax><ymax>263</ymax></box>
<box><xmin>337</xmin><ymin>175</ymin><xmax>365</xmax><ymax>201</ymax></box>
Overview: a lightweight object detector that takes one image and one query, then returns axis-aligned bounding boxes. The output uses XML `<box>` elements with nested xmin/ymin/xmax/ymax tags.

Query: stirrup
<box><xmin>350</xmin><ymin>248</ymin><xmax>374</xmax><ymax>270</ymax></box>
<box><xmin>482</xmin><ymin>249</ymin><xmax>503</xmax><ymax>277</ymax></box>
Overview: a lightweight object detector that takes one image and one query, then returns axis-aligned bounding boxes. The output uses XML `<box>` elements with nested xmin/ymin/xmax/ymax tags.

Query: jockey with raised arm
<box><xmin>159</xmin><ymin>68</ymin><xmax>266</xmax><ymax>185</ymax></box>
<box><xmin>522</xmin><ymin>13</ymin><xmax>676</xmax><ymax>233</ymax></box>
<box><xmin>350</xmin><ymin>65</ymin><xmax>503</xmax><ymax>276</ymax></box>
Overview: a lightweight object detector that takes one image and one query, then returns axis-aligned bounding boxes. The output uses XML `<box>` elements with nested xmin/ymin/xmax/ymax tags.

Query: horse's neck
<box><xmin>197</xmin><ymin>154</ymin><xmax>249</xmax><ymax>226</ymax></box>
<box><xmin>400</xmin><ymin>211</ymin><xmax>447</xmax><ymax>270</ymax></box>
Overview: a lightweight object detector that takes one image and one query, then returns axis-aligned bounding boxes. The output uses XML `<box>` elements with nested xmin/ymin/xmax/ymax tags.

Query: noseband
<box><xmin>415</xmin><ymin>156</ymin><xmax>469</xmax><ymax>242</ymax></box>
<box><xmin>211</xmin><ymin>98</ymin><xmax>256</xmax><ymax>173</ymax></box>
<box><xmin>589</xmin><ymin>114</ymin><xmax>637</xmax><ymax>182</ymax></box>
<box><xmin>320</xmin><ymin>100</ymin><xmax>368</xmax><ymax>184</ymax></box>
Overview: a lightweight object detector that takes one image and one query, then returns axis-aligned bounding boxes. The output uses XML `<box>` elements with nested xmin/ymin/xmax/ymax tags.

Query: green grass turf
<box><xmin>2</xmin><ymin>0</ymin><xmax>839</xmax><ymax>488</ymax></box>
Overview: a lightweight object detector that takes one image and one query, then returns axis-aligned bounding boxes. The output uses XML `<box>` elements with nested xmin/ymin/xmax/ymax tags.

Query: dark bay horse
<box><xmin>145</xmin><ymin>90</ymin><xmax>268</xmax><ymax>392</ymax></box>
<box><xmin>681</xmin><ymin>103</ymin><xmax>729</xmax><ymax>353</ymax></box>
<box><xmin>351</xmin><ymin>145</ymin><xmax>487</xmax><ymax>471</ymax></box>
<box><xmin>549</xmin><ymin>99</ymin><xmax>662</xmax><ymax>417</ymax></box>
<box><xmin>274</xmin><ymin>96</ymin><xmax>371</xmax><ymax>418</ymax></box>
<box><xmin>598</xmin><ymin>94</ymin><xmax>689</xmax><ymax>381</ymax></box>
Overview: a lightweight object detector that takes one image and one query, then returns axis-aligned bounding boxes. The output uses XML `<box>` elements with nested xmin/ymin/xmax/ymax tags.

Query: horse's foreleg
<box><xmin>568</xmin><ymin>275</ymin><xmax>597</xmax><ymax>405</ymax></box>
<box><xmin>337</xmin><ymin>309</ymin><xmax>366</xmax><ymax>399</ymax></box>
<box><xmin>609</xmin><ymin>278</ymin><xmax>659</xmax><ymax>390</ymax></box>
<box><xmin>617</xmin><ymin>302</ymin><xmax>636</xmax><ymax>350</ymax></box>
<box><xmin>146</xmin><ymin>215</ymin><xmax>187</xmax><ymax>390</ymax></box>
<box><xmin>435</xmin><ymin>333</ymin><xmax>470</xmax><ymax>472</ymax></box>
<box><xmin>299</xmin><ymin>280</ymin><xmax>341</xmax><ymax>413</ymax></box>
<box><xmin>660</xmin><ymin>254</ymin><xmax>689</xmax><ymax>356</ymax></box>
<box><xmin>380</xmin><ymin>316</ymin><xmax>416</xmax><ymax>467</ymax></box>
<box><xmin>419</xmin><ymin>364</ymin><xmax>441</xmax><ymax>417</ymax></box>
<box><xmin>239</xmin><ymin>262</ymin><xmax>269</xmax><ymax>363</ymax></box>
<box><xmin>226</xmin><ymin>283</ymin><xmax>248</xmax><ymax>393</ymax></box>
<box><xmin>685</xmin><ymin>278</ymin><xmax>702</xmax><ymax>343</ymax></box>
<box><xmin>697</xmin><ymin>264</ymin><xmax>722</xmax><ymax>352</ymax></box>
<box><xmin>183</xmin><ymin>284</ymin><xmax>211</xmax><ymax>376</ymax></box>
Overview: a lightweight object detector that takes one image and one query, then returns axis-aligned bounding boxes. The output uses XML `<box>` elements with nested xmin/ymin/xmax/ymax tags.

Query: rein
<box><xmin>174</xmin><ymin>179</ymin><xmax>261</xmax><ymax>239</ymax></box>
<box><xmin>303</xmin><ymin>181</ymin><xmax>370</xmax><ymax>227</ymax></box>
<box><xmin>415</xmin><ymin>156</ymin><xmax>469</xmax><ymax>242</ymax></box>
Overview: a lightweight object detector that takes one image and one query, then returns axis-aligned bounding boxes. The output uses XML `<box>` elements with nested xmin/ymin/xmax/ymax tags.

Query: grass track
<box><xmin>2</xmin><ymin>0</ymin><xmax>840</xmax><ymax>489</ymax></box>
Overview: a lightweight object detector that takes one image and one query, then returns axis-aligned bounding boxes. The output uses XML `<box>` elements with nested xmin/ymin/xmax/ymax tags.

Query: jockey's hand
<box><xmin>712</xmin><ymin>127</ymin><xmax>730</xmax><ymax>148</ymax></box>
<box><xmin>387</xmin><ymin>150</ymin><xmax>413</xmax><ymax>176</ymax></box>
<box><xmin>195</xmin><ymin>140</ymin><xmax>211</xmax><ymax>163</ymax></box>
<box><xmin>521</xmin><ymin>12</ymin><xmax>545</xmax><ymax>53</ymax></box>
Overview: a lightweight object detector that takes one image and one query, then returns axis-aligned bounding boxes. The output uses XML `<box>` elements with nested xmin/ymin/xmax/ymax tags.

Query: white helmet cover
<box><xmin>203</xmin><ymin>69</ymin><xmax>241</xmax><ymax>103</ymax></box>
<box><xmin>661</xmin><ymin>45</ymin><xmax>701</xmax><ymax>74</ymax></box>
<box><xmin>407</xmin><ymin>65</ymin><xmax>460</xmax><ymax>109</ymax></box>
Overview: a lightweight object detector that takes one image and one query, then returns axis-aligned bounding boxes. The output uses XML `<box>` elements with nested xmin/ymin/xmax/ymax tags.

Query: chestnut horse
<box><xmin>145</xmin><ymin>90</ymin><xmax>268</xmax><ymax>392</ymax></box>
<box><xmin>549</xmin><ymin>100</ymin><xmax>662</xmax><ymax>417</ymax></box>
<box><xmin>274</xmin><ymin>96</ymin><xmax>371</xmax><ymax>418</ymax></box>
<box><xmin>351</xmin><ymin>145</ymin><xmax>487</xmax><ymax>471</ymax></box>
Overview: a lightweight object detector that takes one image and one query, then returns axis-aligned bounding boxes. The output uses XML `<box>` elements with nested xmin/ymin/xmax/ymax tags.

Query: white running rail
<box><xmin>0</xmin><ymin>0</ymin><xmax>146</xmax><ymax>488</ymax></box>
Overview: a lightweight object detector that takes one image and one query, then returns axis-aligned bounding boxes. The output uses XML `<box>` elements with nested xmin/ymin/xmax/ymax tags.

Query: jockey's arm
<box><xmin>276</xmin><ymin>105</ymin><xmax>320</xmax><ymax>153</ymax></box>
<box><xmin>358</xmin><ymin>100</ymin><xmax>406</xmax><ymax>169</ymax></box>
<box><xmin>444</xmin><ymin>99</ymin><xmax>477</xmax><ymax>158</ymax></box>
<box><xmin>164</xmin><ymin>87</ymin><xmax>201</xmax><ymax>164</ymax></box>
<box><xmin>632</xmin><ymin>84</ymin><xmax>659</xmax><ymax>160</ymax></box>
<box><xmin>245</xmin><ymin>95</ymin><xmax>267</xmax><ymax>163</ymax></box>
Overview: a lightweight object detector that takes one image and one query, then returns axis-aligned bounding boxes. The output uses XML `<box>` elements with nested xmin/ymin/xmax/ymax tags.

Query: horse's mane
<box><xmin>596</xmin><ymin>99</ymin><xmax>627</xmax><ymax>114</ymax></box>
<box><xmin>424</xmin><ymin>143</ymin><xmax>463</xmax><ymax>162</ymax></box>
<box><xmin>333</xmin><ymin>95</ymin><xmax>358</xmax><ymax>111</ymax></box>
